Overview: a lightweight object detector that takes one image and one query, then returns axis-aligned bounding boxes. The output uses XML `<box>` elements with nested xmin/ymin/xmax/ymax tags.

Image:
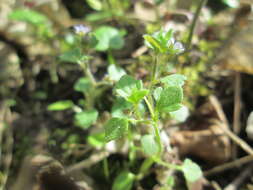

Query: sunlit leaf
<box><xmin>143</xmin><ymin>34</ymin><xmax>164</xmax><ymax>53</ymax></box>
<box><xmin>170</xmin><ymin>105</ymin><xmax>189</xmax><ymax>122</ymax></box>
<box><xmin>108</xmin><ymin>64</ymin><xmax>126</xmax><ymax>81</ymax></box>
<box><xmin>182</xmin><ymin>159</ymin><xmax>202</xmax><ymax>183</ymax></box>
<box><xmin>86</xmin><ymin>0</ymin><xmax>102</xmax><ymax>11</ymax></box>
<box><xmin>156</xmin><ymin>86</ymin><xmax>183</xmax><ymax>112</ymax></box>
<box><xmin>59</xmin><ymin>49</ymin><xmax>89</xmax><ymax>63</ymax></box>
<box><xmin>93</xmin><ymin>26</ymin><xmax>124</xmax><ymax>51</ymax></box>
<box><xmin>104</xmin><ymin>118</ymin><xmax>128</xmax><ymax>142</ymax></box>
<box><xmin>85</xmin><ymin>12</ymin><xmax>112</xmax><ymax>22</ymax></box>
<box><xmin>115</xmin><ymin>75</ymin><xmax>148</xmax><ymax>104</ymax></box>
<box><xmin>74</xmin><ymin>109</ymin><xmax>98</xmax><ymax>129</ymax></box>
<box><xmin>112</xmin><ymin>171</ymin><xmax>135</xmax><ymax>190</ymax></box>
<box><xmin>74</xmin><ymin>77</ymin><xmax>91</xmax><ymax>92</ymax></box>
<box><xmin>47</xmin><ymin>100</ymin><xmax>74</xmax><ymax>111</ymax></box>
<box><xmin>153</xmin><ymin>87</ymin><xmax>163</xmax><ymax>100</ymax></box>
<box><xmin>87</xmin><ymin>132</ymin><xmax>105</xmax><ymax>148</ymax></box>
<box><xmin>161</xmin><ymin>74</ymin><xmax>187</xmax><ymax>87</ymax></box>
<box><xmin>9</xmin><ymin>9</ymin><xmax>48</xmax><ymax>25</ymax></box>
<box><xmin>141</xmin><ymin>134</ymin><xmax>159</xmax><ymax>156</ymax></box>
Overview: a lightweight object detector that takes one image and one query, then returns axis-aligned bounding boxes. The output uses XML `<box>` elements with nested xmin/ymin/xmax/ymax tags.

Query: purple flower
<box><xmin>173</xmin><ymin>42</ymin><xmax>184</xmax><ymax>54</ymax></box>
<box><xmin>73</xmin><ymin>24</ymin><xmax>91</xmax><ymax>35</ymax></box>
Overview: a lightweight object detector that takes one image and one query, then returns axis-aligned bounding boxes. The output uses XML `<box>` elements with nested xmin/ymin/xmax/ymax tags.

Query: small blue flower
<box><xmin>73</xmin><ymin>24</ymin><xmax>91</xmax><ymax>35</ymax></box>
<box><xmin>173</xmin><ymin>42</ymin><xmax>184</xmax><ymax>54</ymax></box>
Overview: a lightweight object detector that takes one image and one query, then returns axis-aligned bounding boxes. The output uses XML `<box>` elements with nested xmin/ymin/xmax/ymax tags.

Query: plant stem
<box><xmin>84</xmin><ymin>62</ymin><xmax>96</xmax><ymax>86</ymax></box>
<box><xmin>153</xmin><ymin>119</ymin><xmax>163</xmax><ymax>155</ymax></box>
<box><xmin>153</xmin><ymin>157</ymin><xmax>182</xmax><ymax>170</ymax></box>
<box><xmin>186</xmin><ymin>0</ymin><xmax>207</xmax><ymax>50</ymax></box>
<box><xmin>78</xmin><ymin>61</ymin><xmax>97</xmax><ymax>109</ymax></box>
<box><xmin>144</xmin><ymin>97</ymin><xmax>163</xmax><ymax>154</ymax></box>
<box><xmin>144</xmin><ymin>97</ymin><xmax>155</xmax><ymax>118</ymax></box>
<box><xmin>107</xmin><ymin>50</ymin><xmax>116</xmax><ymax>65</ymax></box>
<box><xmin>136</xmin><ymin>157</ymin><xmax>154</xmax><ymax>180</ymax></box>
<box><xmin>150</xmin><ymin>53</ymin><xmax>159</xmax><ymax>88</ymax></box>
<box><xmin>103</xmin><ymin>157</ymin><xmax>110</xmax><ymax>180</ymax></box>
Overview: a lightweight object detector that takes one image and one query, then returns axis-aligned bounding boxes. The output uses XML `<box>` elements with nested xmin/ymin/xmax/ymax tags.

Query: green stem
<box><xmin>107</xmin><ymin>50</ymin><xmax>116</xmax><ymax>65</ymax></box>
<box><xmin>153</xmin><ymin>157</ymin><xmax>182</xmax><ymax>171</ymax></box>
<box><xmin>186</xmin><ymin>0</ymin><xmax>207</xmax><ymax>50</ymax></box>
<box><xmin>144</xmin><ymin>97</ymin><xmax>163</xmax><ymax>154</ymax></box>
<box><xmin>78</xmin><ymin>61</ymin><xmax>97</xmax><ymax>109</ymax></box>
<box><xmin>103</xmin><ymin>157</ymin><xmax>110</xmax><ymax>180</ymax></box>
<box><xmin>153</xmin><ymin>120</ymin><xmax>163</xmax><ymax>155</ymax></box>
<box><xmin>136</xmin><ymin>157</ymin><xmax>154</xmax><ymax>180</ymax></box>
<box><xmin>84</xmin><ymin>62</ymin><xmax>96</xmax><ymax>86</ymax></box>
<box><xmin>150</xmin><ymin>53</ymin><xmax>159</xmax><ymax>88</ymax></box>
<box><xmin>144</xmin><ymin>97</ymin><xmax>155</xmax><ymax>119</ymax></box>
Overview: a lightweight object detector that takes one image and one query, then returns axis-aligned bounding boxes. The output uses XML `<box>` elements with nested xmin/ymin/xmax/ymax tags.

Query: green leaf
<box><xmin>93</xmin><ymin>26</ymin><xmax>124</xmax><ymax>51</ymax></box>
<box><xmin>164</xmin><ymin>29</ymin><xmax>173</xmax><ymax>42</ymax></box>
<box><xmin>74</xmin><ymin>77</ymin><xmax>91</xmax><ymax>92</ymax></box>
<box><xmin>182</xmin><ymin>159</ymin><xmax>202</xmax><ymax>183</ymax></box>
<box><xmin>222</xmin><ymin>0</ymin><xmax>239</xmax><ymax>8</ymax></box>
<box><xmin>115</xmin><ymin>75</ymin><xmax>148</xmax><ymax>104</ymax></box>
<box><xmin>87</xmin><ymin>132</ymin><xmax>105</xmax><ymax>148</ymax></box>
<box><xmin>47</xmin><ymin>100</ymin><xmax>74</xmax><ymax>111</ymax></box>
<box><xmin>59</xmin><ymin>49</ymin><xmax>89</xmax><ymax>63</ymax></box>
<box><xmin>111</xmin><ymin>98</ymin><xmax>132</xmax><ymax>118</ymax></box>
<box><xmin>115</xmin><ymin>75</ymin><xmax>139</xmax><ymax>98</ymax></box>
<box><xmin>9</xmin><ymin>9</ymin><xmax>48</xmax><ymax>25</ymax></box>
<box><xmin>74</xmin><ymin>109</ymin><xmax>98</xmax><ymax>129</ymax></box>
<box><xmin>143</xmin><ymin>34</ymin><xmax>164</xmax><ymax>53</ymax></box>
<box><xmin>154</xmin><ymin>0</ymin><xmax>165</xmax><ymax>5</ymax></box>
<box><xmin>104</xmin><ymin>118</ymin><xmax>128</xmax><ymax>142</ymax></box>
<box><xmin>86</xmin><ymin>0</ymin><xmax>102</xmax><ymax>11</ymax></box>
<box><xmin>108</xmin><ymin>64</ymin><xmax>126</xmax><ymax>81</ymax></box>
<box><xmin>156</xmin><ymin>86</ymin><xmax>183</xmax><ymax>112</ymax></box>
<box><xmin>141</xmin><ymin>134</ymin><xmax>159</xmax><ymax>156</ymax></box>
<box><xmin>166</xmin><ymin>176</ymin><xmax>175</xmax><ymax>187</ymax></box>
<box><xmin>128</xmin><ymin>89</ymin><xmax>149</xmax><ymax>104</ymax></box>
<box><xmin>161</xmin><ymin>74</ymin><xmax>187</xmax><ymax>87</ymax></box>
<box><xmin>85</xmin><ymin>12</ymin><xmax>113</xmax><ymax>22</ymax></box>
<box><xmin>170</xmin><ymin>105</ymin><xmax>189</xmax><ymax>122</ymax></box>
<box><xmin>153</xmin><ymin>87</ymin><xmax>163</xmax><ymax>101</ymax></box>
<box><xmin>163</xmin><ymin>103</ymin><xmax>182</xmax><ymax>113</ymax></box>
<box><xmin>112</xmin><ymin>171</ymin><xmax>135</xmax><ymax>190</ymax></box>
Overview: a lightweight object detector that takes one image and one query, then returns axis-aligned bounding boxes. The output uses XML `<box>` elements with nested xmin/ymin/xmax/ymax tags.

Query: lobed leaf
<box><xmin>156</xmin><ymin>86</ymin><xmax>183</xmax><ymax>112</ymax></box>
<box><xmin>182</xmin><ymin>159</ymin><xmax>202</xmax><ymax>183</ymax></box>
<box><xmin>108</xmin><ymin>64</ymin><xmax>126</xmax><ymax>81</ymax></box>
<box><xmin>74</xmin><ymin>77</ymin><xmax>91</xmax><ymax>92</ymax></box>
<box><xmin>115</xmin><ymin>75</ymin><xmax>147</xmax><ymax>104</ymax></box>
<box><xmin>93</xmin><ymin>26</ymin><xmax>124</xmax><ymax>51</ymax></box>
<box><xmin>74</xmin><ymin>109</ymin><xmax>98</xmax><ymax>129</ymax></box>
<box><xmin>161</xmin><ymin>74</ymin><xmax>187</xmax><ymax>87</ymax></box>
<box><xmin>141</xmin><ymin>134</ymin><xmax>159</xmax><ymax>156</ymax></box>
<box><xmin>104</xmin><ymin>118</ymin><xmax>128</xmax><ymax>142</ymax></box>
<box><xmin>59</xmin><ymin>49</ymin><xmax>89</xmax><ymax>63</ymax></box>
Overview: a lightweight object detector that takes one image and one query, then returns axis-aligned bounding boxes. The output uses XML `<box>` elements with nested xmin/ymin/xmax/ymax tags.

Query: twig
<box><xmin>186</xmin><ymin>0</ymin><xmax>207</xmax><ymax>50</ymax></box>
<box><xmin>204</xmin><ymin>155</ymin><xmax>253</xmax><ymax>176</ymax></box>
<box><xmin>209</xmin><ymin>95</ymin><xmax>229</xmax><ymax>125</ymax></box>
<box><xmin>224</xmin><ymin>163</ymin><xmax>253</xmax><ymax>190</ymax></box>
<box><xmin>66</xmin><ymin>151</ymin><xmax>109</xmax><ymax>174</ymax></box>
<box><xmin>0</xmin><ymin>105</ymin><xmax>14</xmax><ymax>190</ymax></box>
<box><xmin>216</xmin><ymin>121</ymin><xmax>253</xmax><ymax>155</ymax></box>
<box><xmin>210</xmin><ymin>95</ymin><xmax>253</xmax><ymax>155</ymax></box>
<box><xmin>232</xmin><ymin>72</ymin><xmax>241</xmax><ymax>158</ymax></box>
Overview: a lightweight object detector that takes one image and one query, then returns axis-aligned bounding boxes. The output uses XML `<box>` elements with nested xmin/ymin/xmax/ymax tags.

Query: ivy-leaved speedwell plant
<box><xmin>106</xmin><ymin>28</ymin><xmax>202</xmax><ymax>189</ymax></box>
